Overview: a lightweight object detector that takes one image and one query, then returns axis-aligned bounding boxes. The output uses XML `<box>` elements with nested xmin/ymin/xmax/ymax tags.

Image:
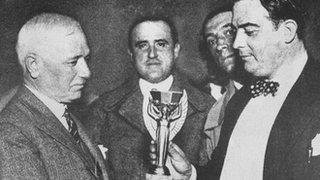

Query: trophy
<box><xmin>147</xmin><ymin>90</ymin><xmax>183</xmax><ymax>177</ymax></box>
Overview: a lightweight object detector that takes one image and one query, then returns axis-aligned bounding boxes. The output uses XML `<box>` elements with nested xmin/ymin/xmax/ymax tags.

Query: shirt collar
<box><xmin>234</xmin><ymin>81</ymin><xmax>243</xmax><ymax>90</ymax></box>
<box><xmin>139</xmin><ymin>75</ymin><xmax>174</xmax><ymax>96</ymax></box>
<box><xmin>24</xmin><ymin>84</ymin><xmax>66</xmax><ymax>120</ymax></box>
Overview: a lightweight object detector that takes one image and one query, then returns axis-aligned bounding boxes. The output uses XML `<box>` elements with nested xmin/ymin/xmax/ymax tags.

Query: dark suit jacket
<box><xmin>85</xmin><ymin>75</ymin><xmax>214</xmax><ymax>179</ymax></box>
<box><xmin>199</xmin><ymin>57</ymin><xmax>320</xmax><ymax>180</ymax></box>
<box><xmin>0</xmin><ymin>85</ymin><xmax>19</xmax><ymax>112</ymax></box>
<box><xmin>0</xmin><ymin>86</ymin><xmax>109</xmax><ymax>180</ymax></box>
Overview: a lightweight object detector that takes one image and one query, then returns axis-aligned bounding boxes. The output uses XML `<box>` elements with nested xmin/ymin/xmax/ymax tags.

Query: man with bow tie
<box><xmin>0</xmin><ymin>13</ymin><xmax>109</xmax><ymax>179</ymax></box>
<box><xmin>206</xmin><ymin>0</ymin><xmax>320</xmax><ymax>179</ymax></box>
<box><xmin>85</xmin><ymin>15</ymin><xmax>214</xmax><ymax>179</ymax></box>
<box><xmin>160</xmin><ymin>0</ymin><xmax>320</xmax><ymax>179</ymax></box>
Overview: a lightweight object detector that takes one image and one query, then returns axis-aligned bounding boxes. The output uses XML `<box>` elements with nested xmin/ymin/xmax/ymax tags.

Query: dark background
<box><xmin>0</xmin><ymin>0</ymin><xmax>320</xmax><ymax>102</ymax></box>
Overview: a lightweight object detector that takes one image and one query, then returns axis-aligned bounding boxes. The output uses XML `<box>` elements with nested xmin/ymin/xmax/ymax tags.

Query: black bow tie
<box><xmin>249</xmin><ymin>79</ymin><xmax>279</xmax><ymax>98</ymax></box>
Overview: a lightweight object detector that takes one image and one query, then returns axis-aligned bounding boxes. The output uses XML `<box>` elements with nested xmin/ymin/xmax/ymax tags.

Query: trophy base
<box><xmin>148</xmin><ymin>165</ymin><xmax>170</xmax><ymax>176</ymax></box>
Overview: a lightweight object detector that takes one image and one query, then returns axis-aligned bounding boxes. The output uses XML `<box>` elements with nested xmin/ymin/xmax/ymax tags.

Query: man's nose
<box><xmin>233</xmin><ymin>30</ymin><xmax>245</xmax><ymax>50</ymax></box>
<box><xmin>147</xmin><ymin>46</ymin><xmax>158</xmax><ymax>59</ymax></box>
<box><xmin>77</xmin><ymin>58</ymin><xmax>91</xmax><ymax>79</ymax></box>
<box><xmin>216</xmin><ymin>36</ymin><xmax>229</xmax><ymax>53</ymax></box>
<box><xmin>217</xmin><ymin>41</ymin><xmax>228</xmax><ymax>52</ymax></box>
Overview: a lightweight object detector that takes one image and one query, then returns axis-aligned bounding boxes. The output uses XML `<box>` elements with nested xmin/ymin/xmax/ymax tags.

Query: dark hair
<box><xmin>199</xmin><ymin>3</ymin><xmax>234</xmax><ymax>79</ymax></box>
<box><xmin>128</xmin><ymin>15</ymin><xmax>179</xmax><ymax>51</ymax></box>
<box><xmin>235</xmin><ymin>0</ymin><xmax>308</xmax><ymax>39</ymax></box>
<box><xmin>201</xmin><ymin>3</ymin><xmax>234</xmax><ymax>42</ymax></box>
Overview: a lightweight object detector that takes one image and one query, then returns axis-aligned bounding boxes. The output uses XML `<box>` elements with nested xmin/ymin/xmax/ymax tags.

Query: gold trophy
<box><xmin>147</xmin><ymin>90</ymin><xmax>183</xmax><ymax>177</ymax></box>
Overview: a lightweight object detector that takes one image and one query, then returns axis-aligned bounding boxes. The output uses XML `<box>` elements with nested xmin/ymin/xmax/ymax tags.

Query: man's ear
<box><xmin>25</xmin><ymin>53</ymin><xmax>40</xmax><ymax>78</ymax></box>
<box><xmin>174</xmin><ymin>43</ymin><xmax>181</xmax><ymax>59</ymax></box>
<box><xmin>279</xmin><ymin>19</ymin><xmax>298</xmax><ymax>43</ymax></box>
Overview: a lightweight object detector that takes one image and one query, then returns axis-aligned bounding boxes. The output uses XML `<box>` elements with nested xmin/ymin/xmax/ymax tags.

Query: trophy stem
<box><xmin>148</xmin><ymin>119</ymin><xmax>170</xmax><ymax>176</ymax></box>
<box><xmin>157</xmin><ymin>120</ymin><xmax>169</xmax><ymax>170</ymax></box>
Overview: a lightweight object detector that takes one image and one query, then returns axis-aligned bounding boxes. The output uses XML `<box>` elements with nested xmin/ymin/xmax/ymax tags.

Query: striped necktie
<box><xmin>63</xmin><ymin>107</ymin><xmax>81</xmax><ymax>144</ymax></box>
<box><xmin>63</xmin><ymin>107</ymin><xmax>102</xmax><ymax>177</ymax></box>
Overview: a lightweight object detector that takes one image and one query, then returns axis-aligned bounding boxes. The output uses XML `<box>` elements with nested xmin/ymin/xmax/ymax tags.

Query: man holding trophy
<box><xmin>86</xmin><ymin>15</ymin><xmax>214</xmax><ymax>179</ymax></box>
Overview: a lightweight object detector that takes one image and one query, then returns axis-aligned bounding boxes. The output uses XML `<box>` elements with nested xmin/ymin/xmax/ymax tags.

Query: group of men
<box><xmin>0</xmin><ymin>0</ymin><xmax>320</xmax><ymax>179</ymax></box>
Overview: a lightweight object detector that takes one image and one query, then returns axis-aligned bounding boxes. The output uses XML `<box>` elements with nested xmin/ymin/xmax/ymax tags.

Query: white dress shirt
<box><xmin>220</xmin><ymin>51</ymin><xmax>308</xmax><ymax>180</ymax></box>
<box><xmin>209</xmin><ymin>81</ymin><xmax>242</xmax><ymax>101</ymax></box>
<box><xmin>25</xmin><ymin>85</ymin><xmax>69</xmax><ymax>130</ymax></box>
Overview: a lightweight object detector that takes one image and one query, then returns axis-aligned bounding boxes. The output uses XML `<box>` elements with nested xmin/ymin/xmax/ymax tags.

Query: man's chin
<box><xmin>145</xmin><ymin>77</ymin><xmax>163</xmax><ymax>83</ymax></box>
<box><xmin>221</xmin><ymin>62</ymin><xmax>235</xmax><ymax>74</ymax></box>
<box><xmin>62</xmin><ymin>92</ymin><xmax>82</xmax><ymax>103</ymax></box>
<box><xmin>143</xmin><ymin>73</ymin><xmax>168</xmax><ymax>84</ymax></box>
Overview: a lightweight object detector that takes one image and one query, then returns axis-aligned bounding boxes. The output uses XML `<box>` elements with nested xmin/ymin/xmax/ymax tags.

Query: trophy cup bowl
<box><xmin>147</xmin><ymin>90</ymin><xmax>183</xmax><ymax>177</ymax></box>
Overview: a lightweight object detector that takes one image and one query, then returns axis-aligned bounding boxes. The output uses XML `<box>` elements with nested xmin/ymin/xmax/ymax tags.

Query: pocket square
<box><xmin>312</xmin><ymin>134</ymin><xmax>320</xmax><ymax>156</ymax></box>
<box><xmin>98</xmin><ymin>145</ymin><xmax>108</xmax><ymax>159</ymax></box>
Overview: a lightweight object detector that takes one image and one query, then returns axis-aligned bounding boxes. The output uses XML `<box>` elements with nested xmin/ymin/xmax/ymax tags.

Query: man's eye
<box><xmin>245</xmin><ymin>29</ymin><xmax>258</xmax><ymax>36</ymax></box>
<box><xmin>136</xmin><ymin>43</ymin><xmax>148</xmax><ymax>49</ymax></box>
<box><xmin>226</xmin><ymin>28</ymin><xmax>236</xmax><ymax>37</ymax></box>
<box><xmin>156</xmin><ymin>42</ymin><xmax>167</xmax><ymax>48</ymax></box>
<box><xmin>207</xmin><ymin>39</ymin><xmax>217</xmax><ymax>46</ymax></box>
<box><xmin>68</xmin><ymin>61</ymin><xmax>77</xmax><ymax>66</ymax></box>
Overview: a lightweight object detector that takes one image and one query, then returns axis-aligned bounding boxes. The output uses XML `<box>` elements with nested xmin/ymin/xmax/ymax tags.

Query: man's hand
<box><xmin>147</xmin><ymin>141</ymin><xmax>192</xmax><ymax>180</ymax></box>
<box><xmin>167</xmin><ymin>142</ymin><xmax>192</xmax><ymax>179</ymax></box>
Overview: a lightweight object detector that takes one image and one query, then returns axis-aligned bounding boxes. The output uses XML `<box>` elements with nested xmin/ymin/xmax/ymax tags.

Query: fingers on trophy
<box><xmin>146</xmin><ymin>90</ymin><xmax>183</xmax><ymax>177</ymax></box>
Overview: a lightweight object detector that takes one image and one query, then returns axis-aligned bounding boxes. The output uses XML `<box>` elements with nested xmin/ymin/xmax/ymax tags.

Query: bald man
<box><xmin>0</xmin><ymin>13</ymin><xmax>108</xmax><ymax>179</ymax></box>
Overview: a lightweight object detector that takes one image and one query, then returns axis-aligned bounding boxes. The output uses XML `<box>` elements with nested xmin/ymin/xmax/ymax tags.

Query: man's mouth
<box><xmin>73</xmin><ymin>81</ymin><xmax>86</xmax><ymax>88</ymax></box>
<box><xmin>146</xmin><ymin>60</ymin><xmax>161</xmax><ymax>66</ymax></box>
<box><xmin>239</xmin><ymin>53</ymin><xmax>252</xmax><ymax>60</ymax></box>
<box><xmin>225</xmin><ymin>54</ymin><xmax>234</xmax><ymax>59</ymax></box>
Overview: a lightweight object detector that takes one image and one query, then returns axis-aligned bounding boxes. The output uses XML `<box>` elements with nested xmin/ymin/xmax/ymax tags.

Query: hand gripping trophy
<box><xmin>147</xmin><ymin>89</ymin><xmax>186</xmax><ymax>177</ymax></box>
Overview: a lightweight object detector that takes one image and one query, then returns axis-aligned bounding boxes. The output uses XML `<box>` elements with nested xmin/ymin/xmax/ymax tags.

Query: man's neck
<box><xmin>139</xmin><ymin>75</ymin><xmax>174</xmax><ymax>95</ymax></box>
<box><xmin>269</xmin><ymin>42</ymin><xmax>307</xmax><ymax>80</ymax></box>
<box><xmin>24</xmin><ymin>80</ymin><xmax>61</xmax><ymax>104</ymax></box>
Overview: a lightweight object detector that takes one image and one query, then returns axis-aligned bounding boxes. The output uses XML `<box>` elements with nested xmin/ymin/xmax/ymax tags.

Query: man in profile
<box><xmin>164</xmin><ymin>0</ymin><xmax>320</xmax><ymax>179</ymax></box>
<box><xmin>0</xmin><ymin>13</ymin><xmax>108</xmax><ymax>179</ymax></box>
<box><xmin>86</xmin><ymin>15</ymin><xmax>213</xmax><ymax>179</ymax></box>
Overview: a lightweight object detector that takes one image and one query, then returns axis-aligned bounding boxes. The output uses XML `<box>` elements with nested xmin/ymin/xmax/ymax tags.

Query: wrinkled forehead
<box><xmin>131</xmin><ymin>21</ymin><xmax>173</xmax><ymax>42</ymax></box>
<box><xmin>232</xmin><ymin>0</ymin><xmax>269</xmax><ymax>27</ymax></box>
<box><xmin>205</xmin><ymin>11</ymin><xmax>233</xmax><ymax>34</ymax></box>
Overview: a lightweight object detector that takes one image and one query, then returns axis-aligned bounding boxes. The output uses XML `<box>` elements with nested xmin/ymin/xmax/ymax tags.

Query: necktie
<box><xmin>63</xmin><ymin>108</ymin><xmax>102</xmax><ymax>177</ymax></box>
<box><xmin>249</xmin><ymin>79</ymin><xmax>279</xmax><ymax>98</ymax></box>
<box><xmin>63</xmin><ymin>108</ymin><xmax>81</xmax><ymax>144</ymax></box>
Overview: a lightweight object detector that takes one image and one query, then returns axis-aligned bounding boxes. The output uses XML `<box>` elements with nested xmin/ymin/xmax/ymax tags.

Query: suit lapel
<box><xmin>219</xmin><ymin>80</ymin><xmax>237</xmax><ymax>125</ymax></box>
<box><xmin>71</xmin><ymin>113</ymin><xmax>109</xmax><ymax>180</ymax></box>
<box><xmin>170</xmin><ymin>75</ymin><xmax>211</xmax><ymax>118</ymax></box>
<box><xmin>264</xmin><ymin>58</ymin><xmax>320</xmax><ymax>177</ymax></box>
<box><xmin>118</xmin><ymin>86</ymin><xmax>147</xmax><ymax>133</ymax></box>
<box><xmin>17</xmin><ymin>87</ymin><xmax>95</xmax><ymax>171</ymax></box>
<box><xmin>204</xmin><ymin>80</ymin><xmax>237</xmax><ymax>134</ymax></box>
<box><xmin>211</xmin><ymin>85</ymin><xmax>251</xmax><ymax>177</ymax></box>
